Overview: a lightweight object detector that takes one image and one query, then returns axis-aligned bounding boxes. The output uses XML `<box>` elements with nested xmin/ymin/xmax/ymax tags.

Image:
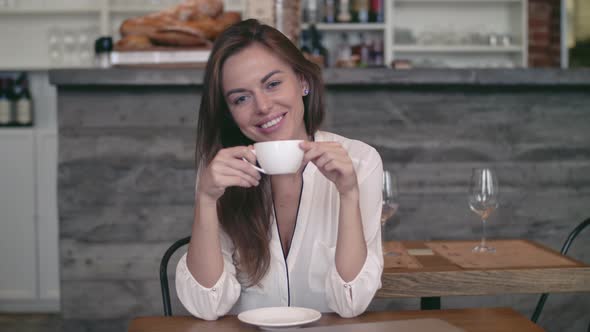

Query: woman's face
<box><xmin>222</xmin><ymin>43</ymin><xmax>308</xmax><ymax>143</ymax></box>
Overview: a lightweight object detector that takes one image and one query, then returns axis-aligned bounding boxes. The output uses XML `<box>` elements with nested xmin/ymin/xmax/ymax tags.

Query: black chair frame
<box><xmin>160</xmin><ymin>236</ymin><xmax>191</xmax><ymax>316</ymax></box>
<box><xmin>530</xmin><ymin>217</ymin><xmax>590</xmax><ymax>323</ymax></box>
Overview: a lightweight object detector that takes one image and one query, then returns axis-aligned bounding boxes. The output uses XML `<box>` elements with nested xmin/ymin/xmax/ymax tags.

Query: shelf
<box><xmin>301</xmin><ymin>23</ymin><xmax>386</xmax><ymax>31</ymax></box>
<box><xmin>0</xmin><ymin>127</ymin><xmax>35</xmax><ymax>135</ymax></box>
<box><xmin>395</xmin><ymin>0</ymin><xmax>520</xmax><ymax>3</ymax></box>
<box><xmin>395</xmin><ymin>45</ymin><xmax>523</xmax><ymax>53</ymax></box>
<box><xmin>109</xmin><ymin>6</ymin><xmax>168</xmax><ymax>14</ymax></box>
<box><xmin>0</xmin><ymin>8</ymin><xmax>100</xmax><ymax>15</ymax></box>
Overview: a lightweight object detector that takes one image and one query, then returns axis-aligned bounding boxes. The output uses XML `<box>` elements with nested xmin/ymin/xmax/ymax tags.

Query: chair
<box><xmin>530</xmin><ymin>217</ymin><xmax>590</xmax><ymax>324</ymax></box>
<box><xmin>160</xmin><ymin>236</ymin><xmax>191</xmax><ymax>316</ymax></box>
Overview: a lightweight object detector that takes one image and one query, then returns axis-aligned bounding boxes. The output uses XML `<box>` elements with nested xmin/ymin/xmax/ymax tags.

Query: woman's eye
<box><xmin>267</xmin><ymin>81</ymin><xmax>281</xmax><ymax>89</ymax></box>
<box><xmin>233</xmin><ymin>95</ymin><xmax>248</xmax><ymax>105</ymax></box>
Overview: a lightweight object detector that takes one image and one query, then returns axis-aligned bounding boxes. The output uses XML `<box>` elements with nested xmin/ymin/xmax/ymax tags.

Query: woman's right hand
<box><xmin>197</xmin><ymin>146</ymin><xmax>261</xmax><ymax>202</ymax></box>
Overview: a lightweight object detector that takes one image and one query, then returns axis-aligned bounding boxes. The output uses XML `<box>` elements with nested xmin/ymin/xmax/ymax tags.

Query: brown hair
<box><xmin>195</xmin><ymin>19</ymin><xmax>324</xmax><ymax>286</ymax></box>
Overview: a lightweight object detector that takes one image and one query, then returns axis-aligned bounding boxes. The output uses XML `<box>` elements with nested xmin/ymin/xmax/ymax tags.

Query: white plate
<box><xmin>238</xmin><ymin>306</ymin><xmax>322</xmax><ymax>330</ymax></box>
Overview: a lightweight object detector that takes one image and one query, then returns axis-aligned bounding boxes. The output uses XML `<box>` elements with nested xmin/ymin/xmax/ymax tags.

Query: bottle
<box><xmin>335</xmin><ymin>33</ymin><xmax>353</xmax><ymax>68</ymax></box>
<box><xmin>370</xmin><ymin>0</ymin><xmax>384</xmax><ymax>23</ymax></box>
<box><xmin>94</xmin><ymin>36</ymin><xmax>113</xmax><ymax>68</ymax></box>
<box><xmin>324</xmin><ymin>0</ymin><xmax>336</xmax><ymax>23</ymax></box>
<box><xmin>353</xmin><ymin>0</ymin><xmax>369</xmax><ymax>23</ymax></box>
<box><xmin>303</xmin><ymin>0</ymin><xmax>319</xmax><ymax>23</ymax></box>
<box><xmin>0</xmin><ymin>78</ymin><xmax>13</xmax><ymax>127</ymax></box>
<box><xmin>309</xmin><ymin>24</ymin><xmax>329</xmax><ymax>67</ymax></box>
<box><xmin>337</xmin><ymin>0</ymin><xmax>352</xmax><ymax>23</ymax></box>
<box><xmin>12</xmin><ymin>73</ymin><xmax>33</xmax><ymax>127</ymax></box>
<box><xmin>371</xmin><ymin>37</ymin><xmax>384</xmax><ymax>67</ymax></box>
<box><xmin>359</xmin><ymin>33</ymin><xmax>371</xmax><ymax>67</ymax></box>
<box><xmin>300</xmin><ymin>29</ymin><xmax>312</xmax><ymax>55</ymax></box>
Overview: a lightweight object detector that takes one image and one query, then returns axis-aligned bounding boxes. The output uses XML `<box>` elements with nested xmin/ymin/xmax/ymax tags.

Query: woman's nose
<box><xmin>254</xmin><ymin>92</ymin><xmax>272</xmax><ymax>114</ymax></box>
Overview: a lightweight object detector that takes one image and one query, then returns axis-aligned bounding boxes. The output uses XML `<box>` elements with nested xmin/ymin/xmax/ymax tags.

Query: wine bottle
<box><xmin>337</xmin><ymin>0</ymin><xmax>352</xmax><ymax>23</ymax></box>
<box><xmin>335</xmin><ymin>33</ymin><xmax>354</xmax><ymax>68</ymax></box>
<box><xmin>12</xmin><ymin>73</ymin><xmax>33</xmax><ymax>127</ymax></box>
<box><xmin>309</xmin><ymin>25</ymin><xmax>328</xmax><ymax>68</ymax></box>
<box><xmin>324</xmin><ymin>0</ymin><xmax>336</xmax><ymax>23</ymax></box>
<box><xmin>371</xmin><ymin>37</ymin><xmax>384</xmax><ymax>67</ymax></box>
<box><xmin>300</xmin><ymin>29</ymin><xmax>312</xmax><ymax>55</ymax></box>
<box><xmin>0</xmin><ymin>78</ymin><xmax>13</xmax><ymax>127</ymax></box>
<box><xmin>303</xmin><ymin>0</ymin><xmax>319</xmax><ymax>23</ymax></box>
<box><xmin>353</xmin><ymin>0</ymin><xmax>369</xmax><ymax>23</ymax></box>
<box><xmin>359</xmin><ymin>33</ymin><xmax>371</xmax><ymax>67</ymax></box>
<box><xmin>370</xmin><ymin>0</ymin><xmax>384</xmax><ymax>23</ymax></box>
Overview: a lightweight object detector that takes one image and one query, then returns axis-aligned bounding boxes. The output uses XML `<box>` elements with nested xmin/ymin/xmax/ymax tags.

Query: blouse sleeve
<box><xmin>175</xmin><ymin>230</ymin><xmax>242</xmax><ymax>320</ymax></box>
<box><xmin>325</xmin><ymin>147</ymin><xmax>384</xmax><ymax>318</ymax></box>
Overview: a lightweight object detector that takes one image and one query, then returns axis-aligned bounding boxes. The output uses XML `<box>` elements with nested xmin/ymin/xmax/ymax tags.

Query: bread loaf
<box><xmin>115</xmin><ymin>35</ymin><xmax>154</xmax><ymax>50</ymax></box>
<box><xmin>173</xmin><ymin>0</ymin><xmax>223</xmax><ymax>20</ymax></box>
<box><xmin>117</xmin><ymin>0</ymin><xmax>238</xmax><ymax>49</ymax></box>
<box><xmin>148</xmin><ymin>28</ymin><xmax>211</xmax><ymax>47</ymax></box>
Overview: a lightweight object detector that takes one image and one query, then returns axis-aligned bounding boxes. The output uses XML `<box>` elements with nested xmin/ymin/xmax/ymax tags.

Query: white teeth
<box><xmin>260</xmin><ymin>115</ymin><xmax>283</xmax><ymax>129</ymax></box>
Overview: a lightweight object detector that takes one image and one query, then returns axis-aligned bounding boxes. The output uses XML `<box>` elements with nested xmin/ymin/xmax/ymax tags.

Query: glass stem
<box><xmin>481</xmin><ymin>218</ymin><xmax>487</xmax><ymax>247</ymax></box>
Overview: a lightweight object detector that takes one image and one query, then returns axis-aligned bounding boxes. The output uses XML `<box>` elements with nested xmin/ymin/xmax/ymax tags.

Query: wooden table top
<box><xmin>128</xmin><ymin>308</ymin><xmax>544</xmax><ymax>332</ymax></box>
<box><xmin>378</xmin><ymin>239</ymin><xmax>590</xmax><ymax>297</ymax></box>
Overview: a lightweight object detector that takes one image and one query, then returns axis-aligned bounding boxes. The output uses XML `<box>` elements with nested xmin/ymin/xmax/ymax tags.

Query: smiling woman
<box><xmin>175</xmin><ymin>19</ymin><xmax>384</xmax><ymax>321</ymax></box>
<box><xmin>223</xmin><ymin>48</ymin><xmax>309</xmax><ymax>141</ymax></box>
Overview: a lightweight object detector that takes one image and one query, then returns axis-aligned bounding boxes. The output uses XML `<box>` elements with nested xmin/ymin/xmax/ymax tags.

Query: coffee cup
<box><xmin>244</xmin><ymin>140</ymin><xmax>304</xmax><ymax>175</ymax></box>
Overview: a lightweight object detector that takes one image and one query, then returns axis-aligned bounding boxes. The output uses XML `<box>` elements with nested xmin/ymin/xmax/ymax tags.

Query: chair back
<box><xmin>531</xmin><ymin>217</ymin><xmax>590</xmax><ymax>323</ymax></box>
<box><xmin>160</xmin><ymin>236</ymin><xmax>191</xmax><ymax>316</ymax></box>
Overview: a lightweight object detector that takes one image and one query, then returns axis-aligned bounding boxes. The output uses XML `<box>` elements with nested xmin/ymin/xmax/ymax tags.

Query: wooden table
<box><xmin>128</xmin><ymin>307</ymin><xmax>544</xmax><ymax>332</ymax></box>
<box><xmin>379</xmin><ymin>239</ymin><xmax>590</xmax><ymax>309</ymax></box>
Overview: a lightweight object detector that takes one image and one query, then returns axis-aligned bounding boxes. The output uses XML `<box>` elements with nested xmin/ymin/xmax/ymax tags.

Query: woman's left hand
<box><xmin>300</xmin><ymin>141</ymin><xmax>358</xmax><ymax>196</ymax></box>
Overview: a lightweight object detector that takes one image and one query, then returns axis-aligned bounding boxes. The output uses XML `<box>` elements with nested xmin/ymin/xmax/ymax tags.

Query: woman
<box><xmin>176</xmin><ymin>19</ymin><xmax>383</xmax><ymax>320</ymax></box>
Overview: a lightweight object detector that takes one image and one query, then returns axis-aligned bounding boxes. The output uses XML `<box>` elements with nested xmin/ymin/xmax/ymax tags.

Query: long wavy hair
<box><xmin>195</xmin><ymin>19</ymin><xmax>325</xmax><ymax>286</ymax></box>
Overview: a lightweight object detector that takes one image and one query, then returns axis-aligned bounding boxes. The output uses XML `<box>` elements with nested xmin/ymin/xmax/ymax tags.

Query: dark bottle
<box><xmin>370</xmin><ymin>0</ymin><xmax>384</xmax><ymax>22</ymax></box>
<box><xmin>309</xmin><ymin>25</ymin><xmax>329</xmax><ymax>68</ymax></box>
<box><xmin>12</xmin><ymin>73</ymin><xmax>34</xmax><ymax>127</ymax></box>
<box><xmin>0</xmin><ymin>77</ymin><xmax>13</xmax><ymax>127</ymax></box>
<box><xmin>324</xmin><ymin>0</ymin><xmax>336</xmax><ymax>23</ymax></box>
<box><xmin>95</xmin><ymin>36</ymin><xmax>113</xmax><ymax>68</ymax></box>
<box><xmin>300</xmin><ymin>29</ymin><xmax>312</xmax><ymax>55</ymax></box>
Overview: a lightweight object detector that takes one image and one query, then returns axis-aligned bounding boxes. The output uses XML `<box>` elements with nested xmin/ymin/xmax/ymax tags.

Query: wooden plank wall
<box><xmin>57</xmin><ymin>85</ymin><xmax>590</xmax><ymax>331</ymax></box>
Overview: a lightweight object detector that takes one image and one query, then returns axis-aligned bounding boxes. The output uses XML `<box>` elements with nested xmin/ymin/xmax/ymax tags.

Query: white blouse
<box><xmin>176</xmin><ymin>131</ymin><xmax>384</xmax><ymax>320</ymax></box>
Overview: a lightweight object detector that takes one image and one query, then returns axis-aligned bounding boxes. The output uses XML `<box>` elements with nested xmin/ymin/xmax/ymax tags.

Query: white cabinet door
<box><xmin>0</xmin><ymin>130</ymin><xmax>37</xmax><ymax>308</ymax></box>
<box><xmin>35</xmin><ymin>129</ymin><xmax>60</xmax><ymax>306</ymax></box>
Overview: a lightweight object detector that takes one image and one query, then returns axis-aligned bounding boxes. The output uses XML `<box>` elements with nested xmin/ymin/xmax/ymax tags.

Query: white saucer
<box><xmin>238</xmin><ymin>306</ymin><xmax>322</xmax><ymax>330</ymax></box>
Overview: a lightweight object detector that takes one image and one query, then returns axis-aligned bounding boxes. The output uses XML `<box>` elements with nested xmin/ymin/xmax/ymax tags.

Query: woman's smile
<box><xmin>257</xmin><ymin>112</ymin><xmax>287</xmax><ymax>133</ymax></box>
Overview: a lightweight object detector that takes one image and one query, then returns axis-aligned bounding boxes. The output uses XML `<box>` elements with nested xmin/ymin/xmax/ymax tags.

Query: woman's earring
<box><xmin>303</xmin><ymin>88</ymin><xmax>309</xmax><ymax>96</ymax></box>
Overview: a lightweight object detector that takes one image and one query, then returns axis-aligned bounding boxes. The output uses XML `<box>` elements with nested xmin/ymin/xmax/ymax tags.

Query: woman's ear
<box><xmin>299</xmin><ymin>75</ymin><xmax>310</xmax><ymax>96</ymax></box>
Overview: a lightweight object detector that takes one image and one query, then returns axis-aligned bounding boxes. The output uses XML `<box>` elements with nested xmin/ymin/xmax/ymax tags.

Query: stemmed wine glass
<box><xmin>382</xmin><ymin>170</ymin><xmax>399</xmax><ymax>256</ymax></box>
<box><xmin>469</xmin><ymin>167</ymin><xmax>499</xmax><ymax>253</ymax></box>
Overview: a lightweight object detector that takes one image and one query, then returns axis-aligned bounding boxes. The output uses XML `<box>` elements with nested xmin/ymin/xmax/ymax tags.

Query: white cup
<box><xmin>245</xmin><ymin>140</ymin><xmax>304</xmax><ymax>175</ymax></box>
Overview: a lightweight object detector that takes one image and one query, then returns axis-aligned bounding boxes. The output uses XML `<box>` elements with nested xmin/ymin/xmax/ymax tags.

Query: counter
<box><xmin>50</xmin><ymin>68</ymin><xmax>590</xmax><ymax>332</ymax></box>
<box><xmin>50</xmin><ymin>68</ymin><xmax>590</xmax><ymax>86</ymax></box>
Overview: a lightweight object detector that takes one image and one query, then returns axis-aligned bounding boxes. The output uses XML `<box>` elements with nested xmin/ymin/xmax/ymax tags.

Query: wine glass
<box><xmin>382</xmin><ymin>170</ymin><xmax>399</xmax><ymax>256</ymax></box>
<box><xmin>47</xmin><ymin>26</ymin><xmax>63</xmax><ymax>67</ymax></box>
<box><xmin>469</xmin><ymin>167</ymin><xmax>499</xmax><ymax>253</ymax></box>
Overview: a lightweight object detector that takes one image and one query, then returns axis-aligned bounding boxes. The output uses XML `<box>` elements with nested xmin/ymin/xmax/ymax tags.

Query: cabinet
<box><xmin>390</xmin><ymin>0</ymin><xmax>528</xmax><ymax>68</ymax></box>
<box><xmin>301</xmin><ymin>0</ymin><xmax>527</xmax><ymax>68</ymax></box>
<box><xmin>0</xmin><ymin>0</ymin><xmax>528</xmax><ymax>70</ymax></box>
<box><xmin>0</xmin><ymin>72</ymin><xmax>59</xmax><ymax>312</ymax></box>
<box><xmin>0</xmin><ymin>130</ymin><xmax>37</xmax><ymax>309</ymax></box>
